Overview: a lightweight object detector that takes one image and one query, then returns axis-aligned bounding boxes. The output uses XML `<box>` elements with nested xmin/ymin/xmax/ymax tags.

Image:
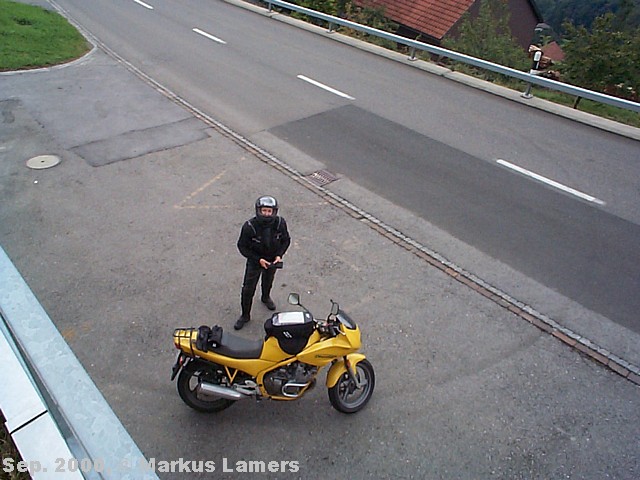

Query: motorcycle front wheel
<box><xmin>328</xmin><ymin>359</ymin><xmax>375</xmax><ymax>414</ymax></box>
<box><xmin>177</xmin><ymin>360</ymin><xmax>235</xmax><ymax>413</ymax></box>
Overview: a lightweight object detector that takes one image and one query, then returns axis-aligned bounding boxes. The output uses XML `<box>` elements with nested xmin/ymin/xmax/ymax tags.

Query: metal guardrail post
<box><xmin>522</xmin><ymin>50</ymin><xmax>542</xmax><ymax>99</ymax></box>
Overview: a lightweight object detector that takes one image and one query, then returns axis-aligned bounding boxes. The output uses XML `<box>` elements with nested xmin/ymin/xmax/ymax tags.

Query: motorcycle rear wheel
<box><xmin>328</xmin><ymin>359</ymin><xmax>375</xmax><ymax>414</ymax></box>
<box><xmin>177</xmin><ymin>360</ymin><xmax>235</xmax><ymax>413</ymax></box>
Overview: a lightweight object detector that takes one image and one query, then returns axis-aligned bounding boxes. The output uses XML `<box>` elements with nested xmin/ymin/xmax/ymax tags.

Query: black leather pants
<box><xmin>240</xmin><ymin>261</ymin><xmax>275</xmax><ymax>318</ymax></box>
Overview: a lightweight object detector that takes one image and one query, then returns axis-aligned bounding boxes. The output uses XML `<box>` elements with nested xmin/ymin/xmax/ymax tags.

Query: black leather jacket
<box><xmin>237</xmin><ymin>216</ymin><xmax>291</xmax><ymax>264</ymax></box>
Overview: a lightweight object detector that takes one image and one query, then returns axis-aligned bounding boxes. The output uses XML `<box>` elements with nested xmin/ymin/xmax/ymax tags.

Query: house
<box><xmin>541</xmin><ymin>41</ymin><xmax>565</xmax><ymax>62</ymax></box>
<box><xmin>355</xmin><ymin>0</ymin><xmax>544</xmax><ymax>49</ymax></box>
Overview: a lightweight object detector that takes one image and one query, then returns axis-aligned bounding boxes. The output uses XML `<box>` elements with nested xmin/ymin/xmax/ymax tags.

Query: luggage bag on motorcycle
<box><xmin>195</xmin><ymin>325</ymin><xmax>223</xmax><ymax>352</ymax></box>
<box><xmin>264</xmin><ymin>311</ymin><xmax>314</xmax><ymax>355</ymax></box>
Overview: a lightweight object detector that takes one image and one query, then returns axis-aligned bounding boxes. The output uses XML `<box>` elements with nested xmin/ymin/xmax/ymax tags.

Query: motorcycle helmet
<box><xmin>255</xmin><ymin>195</ymin><xmax>278</xmax><ymax>224</ymax></box>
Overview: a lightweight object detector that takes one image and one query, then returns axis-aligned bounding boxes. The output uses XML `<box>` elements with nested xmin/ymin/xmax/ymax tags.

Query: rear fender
<box><xmin>170</xmin><ymin>353</ymin><xmax>192</xmax><ymax>381</ymax></box>
<box><xmin>325</xmin><ymin>353</ymin><xmax>366</xmax><ymax>388</ymax></box>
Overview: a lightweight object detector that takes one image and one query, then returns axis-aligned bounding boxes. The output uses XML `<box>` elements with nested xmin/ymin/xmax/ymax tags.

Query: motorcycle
<box><xmin>171</xmin><ymin>293</ymin><xmax>374</xmax><ymax>414</ymax></box>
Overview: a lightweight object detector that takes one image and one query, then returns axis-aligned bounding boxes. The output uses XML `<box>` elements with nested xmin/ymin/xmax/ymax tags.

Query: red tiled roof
<box><xmin>542</xmin><ymin>41</ymin><xmax>565</xmax><ymax>62</ymax></box>
<box><xmin>358</xmin><ymin>0</ymin><xmax>476</xmax><ymax>39</ymax></box>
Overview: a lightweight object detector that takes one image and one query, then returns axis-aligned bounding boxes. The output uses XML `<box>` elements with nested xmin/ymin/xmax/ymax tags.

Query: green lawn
<box><xmin>0</xmin><ymin>0</ymin><xmax>90</xmax><ymax>71</ymax></box>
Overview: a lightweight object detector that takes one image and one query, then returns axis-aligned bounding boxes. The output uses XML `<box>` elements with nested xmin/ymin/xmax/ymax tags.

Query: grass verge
<box><xmin>533</xmin><ymin>88</ymin><xmax>640</xmax><ymax>128</ymax></box>
<box><xmin>437</xmin><ymin>61</ymin><xmax>640</xmax><ymax>128</ymax></box>
<box><xmin>0</xmin><ymin>0</ymin><xmax>90</xmax><ymax>71</ymax></box>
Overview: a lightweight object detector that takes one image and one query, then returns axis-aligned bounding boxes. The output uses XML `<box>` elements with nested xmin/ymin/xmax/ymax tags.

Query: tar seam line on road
<box><xmin>47</xmin><ymin>0</ymin><xmax>640</xmax><ymax>386</ymax></box>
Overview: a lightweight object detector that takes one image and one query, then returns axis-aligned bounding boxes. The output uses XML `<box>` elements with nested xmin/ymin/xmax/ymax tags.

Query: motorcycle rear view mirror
<box><xmin>330</xmin><ymin>300</ymin><xmax>339</xmax><ymax>316</ymax></box>
<box><xmin>288</xmin><ymin>293</ymin><xmax>300</xmax><ymax>306</ymax></box>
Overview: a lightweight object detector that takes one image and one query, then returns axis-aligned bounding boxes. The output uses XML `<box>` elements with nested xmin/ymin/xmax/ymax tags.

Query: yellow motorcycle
<box><xmin>171</xmin><ymin>293</ymin><xmax>374</xmax><ymax>414</ymax></box>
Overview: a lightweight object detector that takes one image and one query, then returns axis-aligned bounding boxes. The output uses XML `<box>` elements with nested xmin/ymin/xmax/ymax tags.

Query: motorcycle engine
<box><xmin>263</xmin><ymin>362</ymin><xmax>317</xmax><ymax>397</ymax></box>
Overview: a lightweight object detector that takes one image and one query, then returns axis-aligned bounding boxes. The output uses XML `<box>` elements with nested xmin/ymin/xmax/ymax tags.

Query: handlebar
<box><xmin>286</xmin><ymin>293</ymin><xmax>351</xmax><ymax>337</ymax></box>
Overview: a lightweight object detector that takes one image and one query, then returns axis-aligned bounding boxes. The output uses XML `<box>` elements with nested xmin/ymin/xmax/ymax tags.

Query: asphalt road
<box><xmin>3</xmin><ymin>52</ymin><xmax>640</xmax><ymax>478</ymax></box>
<box><xmin>48</xmin><ymin>0</ymin><xmax>640</xmax><ymax>336</ymax></box>
<box><xmin>1</xmin><ymin>1</ymin><xmax>640</xmax><ymax>479</ymax></box>
<box><xmin>270</xmin><ymin>104</ymin><xmax>640</xmax><ymax>333</ymax></box>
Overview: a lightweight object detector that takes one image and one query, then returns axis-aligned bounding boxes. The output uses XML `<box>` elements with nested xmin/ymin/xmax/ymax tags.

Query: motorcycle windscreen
<box><xmin>336</xmin><ymin>311</ymin><xmax>357</xmax><ymax>329</ymax></box>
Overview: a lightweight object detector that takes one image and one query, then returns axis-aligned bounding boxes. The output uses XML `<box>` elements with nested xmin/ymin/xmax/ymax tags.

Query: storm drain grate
<box><xmin>305</xmin><ymin>169</ymin><xmax>338</xmax><ymax>187</ymax></box>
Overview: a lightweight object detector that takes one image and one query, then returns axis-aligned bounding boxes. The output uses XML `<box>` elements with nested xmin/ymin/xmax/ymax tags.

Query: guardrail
<box><xmin>0</xmin><ymin>246</ymin><xmax>158</xmax><ymax>479</ymax></box>
<box><xmin>1</xmin><ymin>319</ymin><xmax>85</xmax><ymax>479</ymax></box>
<box><xmin>263</xmin><ymin>0</ymin><xmax>639</xmax><ymax>113</ymax></box>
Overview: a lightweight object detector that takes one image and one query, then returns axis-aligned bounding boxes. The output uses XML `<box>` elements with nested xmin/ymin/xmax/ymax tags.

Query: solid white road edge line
<box><xmin>193</xmin><ymin>28</ymin><xmax>227</xmax><ymax>45</ymax></box>
<box><xmin>133</xmin><ymin>0</ymin><xmax>154</xmax><ymax>10</ymax></box>
<box><xmin>496</xmin><ymin>159</ymin><xmax>606</xmax><ymax>205</ymax></box>
<box><xmin>297</xmin><ymin>75</ymin><xmax>355</xmax><ymax>100</ymax></box>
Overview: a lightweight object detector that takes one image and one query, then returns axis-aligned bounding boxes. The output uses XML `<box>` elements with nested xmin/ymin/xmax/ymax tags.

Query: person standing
<box><xmin>235</xmin><ymin>195</ymin><xmax>291</xmax><ymax>330</ymax></box>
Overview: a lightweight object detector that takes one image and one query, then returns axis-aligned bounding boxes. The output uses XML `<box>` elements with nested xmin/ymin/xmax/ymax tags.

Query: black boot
<box><xmin>261</xmin><ymin>296</ymin><xmax>276</xmax><ymax>311</ymax></box>
<box><xmin>234</xmin><ymin>314</ymin><xmax>250</xmax><ymax>330</ymax></box>
<box><xmin>261</xmin><ymin>269</ymin><xmax>276</xmax><ymax>311</ymax></box>
<box><xmin>235</xmin><ymin>295</ymin><xmax>252</xmax><ymax>330</ymax></box>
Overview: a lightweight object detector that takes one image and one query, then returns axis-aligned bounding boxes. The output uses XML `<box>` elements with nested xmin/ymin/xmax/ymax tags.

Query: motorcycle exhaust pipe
<box><xmin>282</xmin><ymin>382</ymin><xmax>311</xmax><ymax>398</ymax></box>
<box><xmin>198</xmin><ymin>382</ymin><xmax>244</xmax><ymax>400</ymax></box>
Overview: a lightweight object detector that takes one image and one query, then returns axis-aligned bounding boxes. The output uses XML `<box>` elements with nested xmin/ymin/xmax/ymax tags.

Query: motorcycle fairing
<box><xmin>296</xmin><ymin>325</ymin><xmax>361</xmax><ymax>367</ymax></box>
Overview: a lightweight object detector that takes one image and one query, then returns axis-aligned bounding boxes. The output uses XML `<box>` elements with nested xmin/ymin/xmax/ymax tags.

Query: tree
<box><xmin>294</xmin><ymin>0</ymin><xmax>339</xmax><ymax>15</ymax></box>
<box><xmin>286</xmin><ymin>1</ymin><xmax>398</xmax><ymax>48</ymax></box>
<box><xmin>559</xmin><ymin>12</ymin><xmax>640</xmax><ymax>100</ymax></box>
<box><xmin>612</xmin><ymin>0</ymin><xmax>640</xmax><ymax>31</ymax></box>
<box><xmin>537</xmin><ymin>0</ymin><xmax>640</xmax><ymax>35</ymax></box>
<box><xmin>288</xmin><ymin>0</ymin><xmax>340</xmax><ymax>24</ymax></box>
<box><xmin>340</xmin><ymin>2</ymin><xmax>398</xmax><ymax>49</ymax></box>
<box><xmin>442</xmin><ymin>0</ymin><xmax>529</xmax><ymax>79</ymax></box>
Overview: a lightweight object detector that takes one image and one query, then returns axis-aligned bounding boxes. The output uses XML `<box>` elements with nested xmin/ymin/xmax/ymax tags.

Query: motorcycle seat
<box><xmin>214</xmin><ymin>331</ymin><xmax>263</xmax><ymax>359</ymax></box>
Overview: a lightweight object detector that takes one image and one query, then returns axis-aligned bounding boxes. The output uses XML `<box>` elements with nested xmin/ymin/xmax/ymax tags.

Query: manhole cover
<box><xmin>26</xmin><ymin>155</ymin><xmax>60</xmax><ymax>170</ymax></box>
